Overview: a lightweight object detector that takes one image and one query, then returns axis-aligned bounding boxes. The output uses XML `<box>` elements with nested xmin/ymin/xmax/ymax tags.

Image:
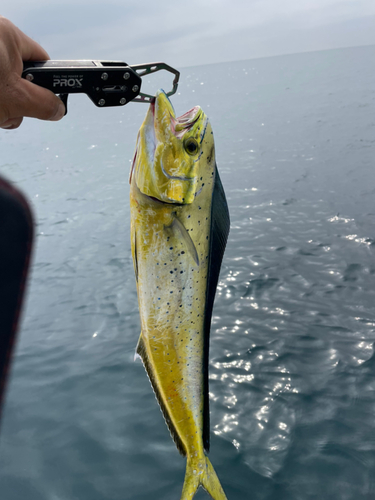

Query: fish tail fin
<box><xmin>180</xmin><ymin>456</ymin><xmax>227</xmax><ymax>500</ymax></box>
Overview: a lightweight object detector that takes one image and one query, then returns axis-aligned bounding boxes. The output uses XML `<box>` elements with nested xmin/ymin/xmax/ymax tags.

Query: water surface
<box><xmin>1</xmin><ymin>45</ymin><xmax>375</xmax><ymax>499</ymax></box>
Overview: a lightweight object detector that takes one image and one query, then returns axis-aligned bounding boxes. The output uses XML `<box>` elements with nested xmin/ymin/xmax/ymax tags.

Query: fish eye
<box><xmin>184</xmin><ymin>137</ymin><xmax>199</xmax><ymax>156</ymax></box>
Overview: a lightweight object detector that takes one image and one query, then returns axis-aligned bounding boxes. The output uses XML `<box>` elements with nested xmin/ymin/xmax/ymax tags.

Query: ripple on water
<box><xmin>210</xmin><ymin>345</ymin><xmax>296</xmax><ymax>477</ymax></box>
<box><xmin>209</xmin><ymin>188</ymin><xmax>375</xmax><ymax>485</ymax></box>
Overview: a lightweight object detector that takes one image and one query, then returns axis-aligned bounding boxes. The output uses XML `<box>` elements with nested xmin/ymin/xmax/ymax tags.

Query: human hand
<box><xmin>0</xmin><ymin>16</ymin><xmax>65</xmax><ymax>130</ymax></box>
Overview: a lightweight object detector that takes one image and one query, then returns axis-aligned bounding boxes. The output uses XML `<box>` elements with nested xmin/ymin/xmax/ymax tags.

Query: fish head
<box><xmin>130</xmin><ymin>89</ymin><xmax>214</xmax><ymax>204</ymax></box>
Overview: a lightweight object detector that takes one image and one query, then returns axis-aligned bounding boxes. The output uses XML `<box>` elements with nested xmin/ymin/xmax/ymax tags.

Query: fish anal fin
<box><xmin>136</xmin><ymin>333</ymin><xmax>187</xmax><ymax>457</ymax></box>
<box><xmin>171</xmin><ymin>216</ymin><xmax>199</xmax><ymax>266</ymax></box>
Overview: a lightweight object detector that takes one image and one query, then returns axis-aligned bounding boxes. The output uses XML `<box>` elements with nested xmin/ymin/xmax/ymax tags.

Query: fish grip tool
<box><xmin>22</xmin><ymin>60</ymin><xmax>180</xmax><ymax>114</ymax></box>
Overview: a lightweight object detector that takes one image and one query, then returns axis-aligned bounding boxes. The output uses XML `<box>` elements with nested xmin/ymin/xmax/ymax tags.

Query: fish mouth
<box><xmin>172</xmin><ymin>106</ymin><xmax>202</xmax><ymax>137</ymax></box>
<box><xmin>177</xmin><ymin>107</ymin><xmax>199</xmax><ymax>123</ymax></box>
<box><xmin>154</xmin><ymin>89</ymin><xmax>202</xmax><ymax>137</ymax></box>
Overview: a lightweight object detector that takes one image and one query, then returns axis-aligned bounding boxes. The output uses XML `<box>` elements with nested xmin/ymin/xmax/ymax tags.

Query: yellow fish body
<box><xmin>130</xmin><ymin>90</ymin><xmax>230</xmax><ymax>500</ymax></box>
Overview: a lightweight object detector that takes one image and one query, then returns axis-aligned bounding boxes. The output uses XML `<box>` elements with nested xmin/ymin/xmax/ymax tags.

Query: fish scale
<box><xmin>130</xmin><ymin>90</ymin><xmax>229</xmax><ymax>500</ymax></box>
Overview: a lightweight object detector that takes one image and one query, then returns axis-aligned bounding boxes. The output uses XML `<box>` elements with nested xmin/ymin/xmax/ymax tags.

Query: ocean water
<box><xmin>1</xmin><ymin>45</ymin><xmax>375</xmax><ymax>500</ymax></box>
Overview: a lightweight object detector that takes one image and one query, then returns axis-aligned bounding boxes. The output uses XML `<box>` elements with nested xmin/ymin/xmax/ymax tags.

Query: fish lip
<box><xmin>172</xmin><ymin>106</ymin><xmax>201</xmax><ymax>136</ymax></box>
<box><xmin>171</xmin><ymin>106</ymin><xmax>202</xmax><ymax>134</ymax></box>
<box><xmin>176</xmin><ymin>105</ymin><xmax>201</xmax><ymax>124</ymax></box>
<box><xmin>153</xmin><ymin>90</ymin><xmax>201</xmax><ymax>136</ymax></box>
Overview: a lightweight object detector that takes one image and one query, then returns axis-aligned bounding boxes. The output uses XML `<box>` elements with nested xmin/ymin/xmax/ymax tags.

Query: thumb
<box><xmin>11</xmin><ymin>76</ymin><xmax>66</xmax><ymax>121</ymax></box>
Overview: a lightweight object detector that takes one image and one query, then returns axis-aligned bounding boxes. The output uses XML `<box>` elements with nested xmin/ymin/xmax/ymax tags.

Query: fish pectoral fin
<box><xmin>180</xmin><ymin>456</ymin><xmax>228</xmax><ymax>500</ymax></box>
<box><xmin>170</xmin><ymin>216</ymin><xmax>199</xmax><ymax>266</ymax></box>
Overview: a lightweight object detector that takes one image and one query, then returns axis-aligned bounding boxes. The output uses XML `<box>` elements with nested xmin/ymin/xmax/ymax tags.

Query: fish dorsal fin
<box><xmin>136</xmin><ymin>333</ymin><xmax>187</xmax><ymax>457</ymax></box>
<box><xmin>203</xmin><ymin>165</ymin><xmax>230</xmax><ymax>452</ymax></box>
<box><xmin>171</xmin><ymin>216</ymin><xmax>199</xmax><ymax>266</ymax></box>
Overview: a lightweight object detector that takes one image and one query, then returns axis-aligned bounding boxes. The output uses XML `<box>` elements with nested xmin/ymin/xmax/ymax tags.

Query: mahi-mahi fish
<box><xmin>130</xmin><ymin>89</ymin><xmax>230</xmax><ymax>500</ymax></box>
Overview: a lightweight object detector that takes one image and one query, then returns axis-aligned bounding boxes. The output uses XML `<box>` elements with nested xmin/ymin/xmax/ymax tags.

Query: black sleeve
<box><xmin>0</xmin><ymin>175</ymin><xmax>34</xmax><ymax>420</ymax></box>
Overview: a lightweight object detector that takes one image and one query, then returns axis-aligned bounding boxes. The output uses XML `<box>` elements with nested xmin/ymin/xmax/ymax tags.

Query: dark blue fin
<box><xmin>203</xmin><ymin>166</ymin><xmax>230</xmax><ymax>452</ymax></box>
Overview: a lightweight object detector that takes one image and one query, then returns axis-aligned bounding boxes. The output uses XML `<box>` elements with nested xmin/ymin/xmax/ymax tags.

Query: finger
<box><xmin>0</xmin><ymin>117</ymin><xmax>23</xmax><ymax>130</ymax></box>
<box><xmin>8</xmin><ymin>77</ymin><xmax>65</xmax><ymax>121</ymax></box>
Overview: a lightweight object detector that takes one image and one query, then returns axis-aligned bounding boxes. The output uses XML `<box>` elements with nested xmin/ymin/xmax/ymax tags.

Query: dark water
<box><xmin>1</xmin><ymin>45</ymin><xmax>375</xmax><ymax>499</ymax></box>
